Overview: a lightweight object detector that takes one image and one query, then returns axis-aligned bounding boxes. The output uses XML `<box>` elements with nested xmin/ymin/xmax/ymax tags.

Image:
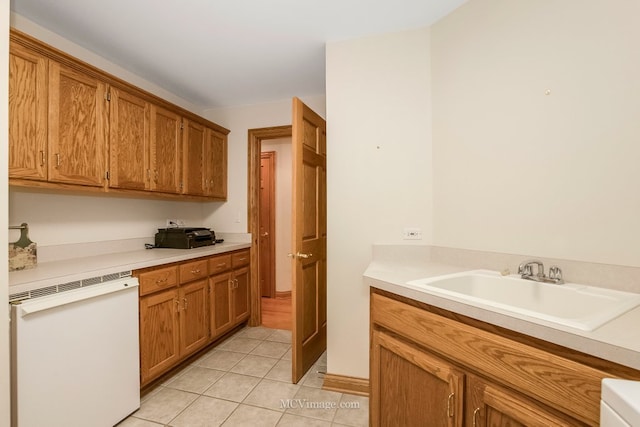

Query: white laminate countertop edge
<box><xmin>9</xmin><ymin>241</ymin><xmax>251</xmax><ymax>296</ymax></box>
<box><xmin>364</xmin><ymin>260</ymin><xmax>640</xmax><ymax>372</ymax></box>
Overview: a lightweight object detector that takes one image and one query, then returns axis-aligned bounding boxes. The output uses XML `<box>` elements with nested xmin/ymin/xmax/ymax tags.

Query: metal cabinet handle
<box><xmin>40</xmin><ymin>150</ymin><xmax>45</xmax><ymax>166</ymax></box>
<box><xmin>216</xmin><ymin>263</ymin><xmax>226</xmax><ymax>267</ymax></box>
<box><xmin>297</xmin><ymin>252</ymin><xmax>313</xmax><ymax>259</ymax></box>
<box><xmin>260</xmin><ymin>232</ymin><xmax>269</xmax><ymax>237</ymax></box>
<box><xmin>191</xmin><ymin>269</ymin><xmax>201</xmax><ymax>274</ymax></box>
<box><xmin>175</xmin><ymin>299</ymin><xmax>180</xmax><ymax>312</ymax></box>
<box><xmin>473</xmin><ymin>408</ymin><xmax>481</xmax><ymax>427</ymax></box>
<box><xmin>55</xmin><ymin>153</ymin><xmax>61</xmax><ymax>168</ymax></box>
<box><xmin>155</xmin><ymin>278</ymin><xmax>168</xmax><ymax>284</ymax></box>
<box><xmin>447</xmin><ymin>392</ymin><xmax>454</xmax><ymax>418</ymax></box>
<box><xmin>183</xmin><ymin>298</ymin><xmax>187</xmax><ymax>310</ymax></box>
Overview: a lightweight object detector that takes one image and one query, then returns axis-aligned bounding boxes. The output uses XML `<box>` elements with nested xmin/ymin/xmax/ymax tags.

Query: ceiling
<box><xmin>10</xmin><ymin>0</ymin><xmax>467</xmax><ymax>109</ymax></box>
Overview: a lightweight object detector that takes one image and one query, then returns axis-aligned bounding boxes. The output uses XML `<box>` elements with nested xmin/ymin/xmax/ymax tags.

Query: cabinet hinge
<box><xmin>104</xmin><ymin>92</ymin><xmax>111</xmax><ymax>101</ymax></box>
<box><xmin>105</xmin><ymin>171</ymin><xmax>110</xmax><ymax>180</ymax></box>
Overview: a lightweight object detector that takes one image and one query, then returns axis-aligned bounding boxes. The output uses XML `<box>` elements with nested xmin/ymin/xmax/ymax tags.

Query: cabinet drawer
<box><xmin>138</xmin><ymin>265</ymin><xmax>178</xmax><ymax>296</ymax></box>
<box><xmin>209</xmin><ymin>255</ymin><xmax>231</xmax><ymax>275</ymax></box>
<box><xmin>231</xmin><ymin>250</ymin><xmax>250</xmax><ymax>268</ymax></box>
<box><xmin>179</xmin><ymin>259</ymin><xmax>208</xmax><ymax>284</ymax></box>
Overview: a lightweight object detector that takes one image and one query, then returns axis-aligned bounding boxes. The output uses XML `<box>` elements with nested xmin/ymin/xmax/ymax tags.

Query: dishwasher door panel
<box><xmin>11</xmin><ymin>278</ymin><xmax>140</xmax><ymax>427</ymax></box>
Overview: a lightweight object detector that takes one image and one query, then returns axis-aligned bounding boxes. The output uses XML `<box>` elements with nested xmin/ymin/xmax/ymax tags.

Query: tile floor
<box><xmin>119</xmin><ymin>326</ymin><xmax>368</xmax><ymax>427</ymax></box>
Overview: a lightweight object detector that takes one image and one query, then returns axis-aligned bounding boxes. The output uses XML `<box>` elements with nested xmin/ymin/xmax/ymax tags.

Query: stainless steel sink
<box><xmin>406</xmin><ymin>270</ymin><xmax>640</xmax><ymax>331</ymax></box>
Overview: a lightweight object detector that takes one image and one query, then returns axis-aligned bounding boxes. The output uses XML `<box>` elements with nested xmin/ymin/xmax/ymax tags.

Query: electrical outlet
<box><xmin>403</xmin><ymin>228</ymin><xmax>422</xmax><ymax>240</ymax></box>
<box><xmin>166</xmin><ymin>219</ymin><xmax>185</xmax><ymax>227</ymax></box>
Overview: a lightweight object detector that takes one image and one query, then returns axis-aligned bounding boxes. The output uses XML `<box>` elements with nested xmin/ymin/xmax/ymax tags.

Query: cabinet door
<box><xmin>9</xmin><ymin>42</ymin><xmax>48</xmax><ymax>180</ymax></box>
<box><xmin>466</xmin><ymin>374</ymin><xmax>581</xmax><ymax>427</ymax></box>
<box><xmin>109</xmin><ymin>87</ymin><xmax>150</xmax><ymax>190</ymax></box>
<box><xmin>205</xmin><ymin>128</ymin><xmax>227</xmax><ymax>199</ymax></box>
<box><xmin>140</xmin><ymin>288</ymin><xmax>180</xmax><ymax>386</ymax></box>
<box><xmin>210</xmin><ymin>272</ymin><xmax>233</xmax><ymax>338</ymax></box>
<box><xmin>150</xmin><ymin>105</ymin><xmax>182</xmax><ymax>193</ymax></box>
<box><xmin>179</xmin><ymin>279</ymin><xmax>209</xmax><ymax>357</ymax></box>
<box><xmin>48</xmin><ymin>61</ymin><xmax>107</xmax><ymax>186</ymax></box>
<box><xmin>232</xmin><ymin>266</ymin><xmax>250</xmax><ymax>324</ymax></box>
<box><xmin>370</xmin><ymin>330</ymin><xmax>464</xmax><ymax>427</ymax></box>
<box><xmin>183</xmin><ymin>119</ymin><xmax>207</xmax><ymax>195</ymax></box>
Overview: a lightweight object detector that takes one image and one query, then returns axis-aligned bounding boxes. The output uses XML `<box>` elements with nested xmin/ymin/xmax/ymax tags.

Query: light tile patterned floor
<box><xmin>119</xmin><ymin>326</ymin><xmax>368</xmax><ymax>427</ymax></box>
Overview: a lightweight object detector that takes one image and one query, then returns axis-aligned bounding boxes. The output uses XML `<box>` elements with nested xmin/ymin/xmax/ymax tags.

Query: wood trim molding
<box><xmin>275</xmin><ymin>290</ymin><xmax>291</xmax><ymax>299</ymax></box>
<box><xmin>247</xmin><ymin>125</ymin><xmax>292</xmax><ymax>327</ymax></box>
<box><xmin>323</xmin><ymin>373</ymin><xmax>370</xmax><ymax>397</ymax></box>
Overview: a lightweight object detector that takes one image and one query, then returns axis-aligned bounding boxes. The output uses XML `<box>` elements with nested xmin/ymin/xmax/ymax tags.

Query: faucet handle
<box><xmin>517</xmin><ymin>263</ymin><xmax>531</xmax><ymax>276</ymax></box>
<box><xmin>548</xmin><ymin>265</ymin><xmax>564</xmax><ymax>284</ymax></box>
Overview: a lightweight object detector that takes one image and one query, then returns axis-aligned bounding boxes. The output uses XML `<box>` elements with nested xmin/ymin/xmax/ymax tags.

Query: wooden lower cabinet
<box><xmin>209</xmin><ymin>264</ymin><xmax>251</xmax><ymax>340</ymax></box>
<box><xmin>371</xmin><ymin>329</ymin><xmax>463</xmax><ymax>427</ymax></box>
<box><xmin>232</xmin><ymin>266</ymin><xmax>250</xmax><ymax>324</ymax></box>
<box><xmin>139</xmin><ymin>288</ymin><xmax>180</xmax><ymax>384</ymax></box>
<box><xmin>137</xmin><ymin>249</ymin><xmax>251</xmax><ymax>386</ymax></box>
<box><xmin>210</xmin><ymin>272</ymin><xmax>232</xmax><ymax>337</ymax></box>
<box><xmin>179</xmin><ymin>279</ymin><xmax>209</xmax><ymax>357</ymax></box>
<box><xmin>370</xmin><ymin>290</ymin><xmax>640</xmax><ymax>427</ymax></box>
<box><xmin>466</xmin><ymin>374</ymin><xmax>580</xmax><ymax>427</ymax></box>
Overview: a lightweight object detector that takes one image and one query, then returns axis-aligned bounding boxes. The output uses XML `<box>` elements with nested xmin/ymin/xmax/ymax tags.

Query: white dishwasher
<box><xmin>601</xmin><ymin>378</ymin><xmax>640</xmax><ymax>427</ymax></box>
<box><xmin>11</xmin><ymin>277</ymin><xmax>140</xmax><ymax>427</ymax></box>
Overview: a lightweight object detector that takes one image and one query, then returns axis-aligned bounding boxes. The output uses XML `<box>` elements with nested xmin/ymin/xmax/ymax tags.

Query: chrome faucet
<box><xmin>517</xmin><ymin>260</ymin><xmax>564</xmax><ymax>285</ymax></box>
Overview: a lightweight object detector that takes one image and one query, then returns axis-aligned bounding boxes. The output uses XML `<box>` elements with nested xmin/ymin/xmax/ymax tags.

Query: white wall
<box><xmin>9</xmin><ymin>191</ymin><xmax>204</xmax><ymax>246</ymax></box>
<box><xmin>262</xmin><ymin>138</ymin><xmax>293</xmax><ymax>293</ymax></box>
<box><xmin>431</xmin><ymin>0</ymin><xmax>640</xmax><ymax>267</ymax></box>
<box><xmin>202</xmin><ymin>96</ymin><xmax>326</xmax><ymax>233</ymax></box>
<box><xmin>1</xmin><ymin>3</ymin><xmax>11</xmax><ymax>424</ymax></box>
<box><xmin>326</xmin><ymin>28</ymin><xmax>432</xmax><ymax>378</ymax></box>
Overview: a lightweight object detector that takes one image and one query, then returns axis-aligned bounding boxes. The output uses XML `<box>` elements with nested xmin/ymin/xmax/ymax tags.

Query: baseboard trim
<box><xmin>322</xmin><ymin>373</ymin><xmax>369</xmax><ymax>397</ymax></box>
<box><xmin>275</xmin><ymin>291</ymin><xmax>291</xmax><ymax>298</ymax></box>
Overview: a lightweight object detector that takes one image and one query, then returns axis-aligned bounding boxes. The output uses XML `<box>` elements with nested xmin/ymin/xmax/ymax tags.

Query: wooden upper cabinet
<box><xmin>205</xmin><ymin>129</ymin><xmax>227</xmax><ymax>199</ymax></box>
<box><xmin>182</xmin><ymin>119</ymin><xmax>207</xmax><ymax>196</ymax></box>
<box><xmin>109</xmin><ymin>87</ymin><xmax>150</xmax><ymax>190</ymax></box>
<box><xmin>150</xmin><ymin>105</ymin><xmax>182</xmax><ymax>193</ymax></box>
<box><xmin>48</xmin><ymin>61</ymin><xmax>108</xmax><ymax>187</ymax></box>
<box><xmin>9</xmin><ymin>41</ymin><xmax>48</xmax><ymax>181</ymax></box>
<box><xmin>9</xmin><ymin>30</ymin><xmax>230</xmax><ymax>200</ymax></box>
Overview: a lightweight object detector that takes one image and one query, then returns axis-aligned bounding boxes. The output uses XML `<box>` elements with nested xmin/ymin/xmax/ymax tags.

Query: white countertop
<box><xmin>364</xmin><ymin>256</ymin><xmax>640</xmax><ymax>372</ymax></box>
<box><xmin>9</xmin><ymin>241</ymin><xmax>251</xmax><ymax>297</ymax></box>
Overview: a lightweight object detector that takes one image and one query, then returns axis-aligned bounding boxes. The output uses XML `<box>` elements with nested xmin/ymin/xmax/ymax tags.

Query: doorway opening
<box><xmin>260</xmin><ymin>140</ymin><xmax>293</xmax><ymax>330</ymax></box>
<box><xmin>247</xmin><ymin>126</ymin><xmax>292</xmax><ymax>330</ymax></box>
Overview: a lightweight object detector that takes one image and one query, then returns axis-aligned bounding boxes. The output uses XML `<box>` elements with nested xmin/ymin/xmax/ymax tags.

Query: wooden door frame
<box><xmin>247</xmin><ymin>125</ymin><xmax>292</xmax><ymax>326</ymax></box>
<box><xmin>259</xmin><ymin>151</ymin><xmax>276</xmax><ymax>298</ymax></box>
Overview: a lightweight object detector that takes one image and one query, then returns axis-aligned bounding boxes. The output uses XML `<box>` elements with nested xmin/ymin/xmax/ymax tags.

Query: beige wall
<box><xmin>202</xmin><ymin>96</ymin><xmax>326</xmax><ymax>234</ymax></box>
<box><xmin>1</xmin><ymin>2</ymin><xmax>10</xmax><ymax>423</ymax></box>
<box><xmin>431</xmin><ymin>0</ymin><xmax>640</xmax><ymax>267</ymax></box>
<box><xmin>326</xmin><ymin>28</ymin><xmax>432</xmax><ymax>378</ymax></box>
<box><xmin>262</xmin><ymin>138</ymin><xmax>293</xmax><ymax>293</ymax></box>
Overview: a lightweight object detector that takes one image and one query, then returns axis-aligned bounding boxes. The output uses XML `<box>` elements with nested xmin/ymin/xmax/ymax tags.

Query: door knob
<box><xmin>287</xmin><ymin>252</ymin><xmax>313</xmax><ymax>259</ymax></box>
